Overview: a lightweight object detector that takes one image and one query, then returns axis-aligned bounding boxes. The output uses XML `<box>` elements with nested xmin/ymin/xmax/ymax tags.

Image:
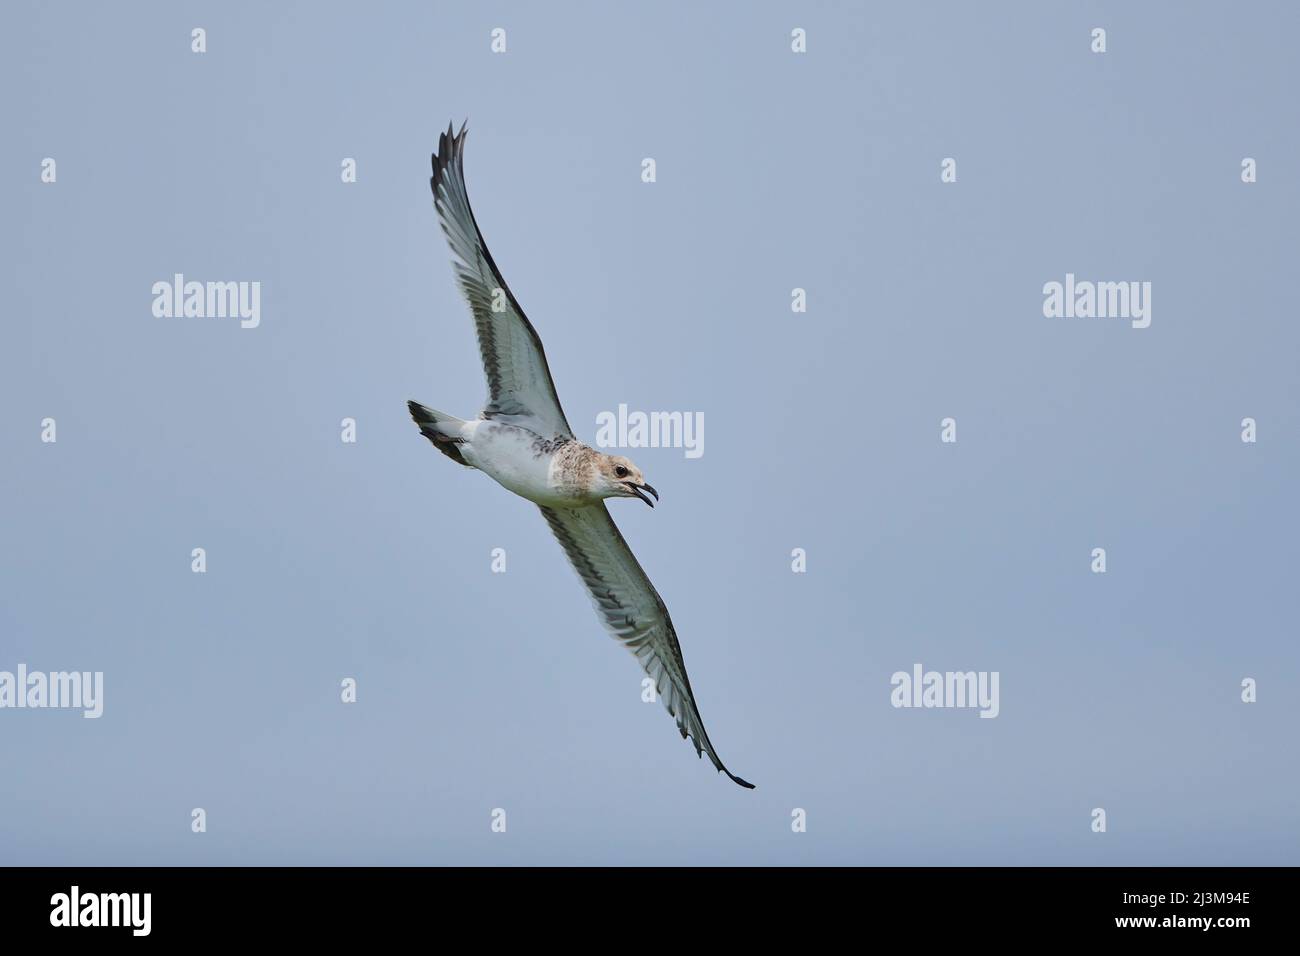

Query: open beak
<box><xmin>624</xmin><ymin>482</ymin><xmax>659</xmax><ymax>508</ymax></box>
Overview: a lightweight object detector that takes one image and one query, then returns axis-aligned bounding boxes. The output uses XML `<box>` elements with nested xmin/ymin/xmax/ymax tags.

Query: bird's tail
<box><xmin>407</xmin><ymin>400</ymin><xmax>471</xmax><ymax>467</ymax></box>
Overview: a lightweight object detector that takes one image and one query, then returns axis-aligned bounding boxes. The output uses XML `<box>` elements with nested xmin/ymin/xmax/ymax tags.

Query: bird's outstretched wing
<box><xmin>431</xmin><ymin>121</ymin><xmax>573</xmax><ymax>438</ymax></box>
<box><xmin>538</xmin><ymin>503</ymin><xmax>755</xmax><ymax>788</ymax></box>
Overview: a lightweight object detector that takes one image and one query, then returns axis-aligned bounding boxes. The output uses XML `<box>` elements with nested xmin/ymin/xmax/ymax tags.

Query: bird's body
<box><xmin>416</xmin><ymin>412</ymin><xmax>599</xmax><ymax>508</ymax></box>
<box><xmin>468</xmin><ymin>421</ymin><xmax>572</xmax><ymax>506</ymax></box>
<box><xmin>408</xmin><ymin>121</ymin><xmax>753</xmax><ymax>788</ymax></box>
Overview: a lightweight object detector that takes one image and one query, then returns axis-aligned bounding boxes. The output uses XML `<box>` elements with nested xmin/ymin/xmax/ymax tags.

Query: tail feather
<box><xmin>407</xmin><ymin>400</ymin><xmax>471</xmax><ymax>467</ymax></box>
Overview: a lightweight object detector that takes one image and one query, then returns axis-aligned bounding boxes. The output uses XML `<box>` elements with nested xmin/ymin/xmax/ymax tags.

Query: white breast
<box><xmin>460</xmin><ymin>421</ymin><xmax>569</xmax><ymax>505</ymax></box>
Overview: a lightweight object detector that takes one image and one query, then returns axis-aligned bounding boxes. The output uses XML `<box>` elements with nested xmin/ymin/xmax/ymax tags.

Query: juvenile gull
<box><xmin>408</xmin><ymin>121</ymin><xmax>754</xmax><ymax>789</ymax></box>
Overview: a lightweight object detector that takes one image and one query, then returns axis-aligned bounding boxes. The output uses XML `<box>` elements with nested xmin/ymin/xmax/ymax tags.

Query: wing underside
<box><xmin>539</xmin><ymin>503</ymin><xmax>754</xmax><ymax>788</ymax></box>
<box><xmin>430</xmin><ymin>122</ymin><xmax>573</xmax><ymax>438</ymax></box>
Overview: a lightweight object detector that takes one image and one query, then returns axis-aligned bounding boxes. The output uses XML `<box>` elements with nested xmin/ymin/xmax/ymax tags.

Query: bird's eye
<box><xmin>614</xmin><ymin>465</ymin><xmax>629</xmax><ymax>478</ymax></box>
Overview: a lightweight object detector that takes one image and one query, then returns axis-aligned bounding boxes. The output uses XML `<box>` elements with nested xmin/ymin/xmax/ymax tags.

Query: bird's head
<box><xmin>595</xmin><ymin>453</ymin><xmax>658</xmax><ymax>507</ymax></box>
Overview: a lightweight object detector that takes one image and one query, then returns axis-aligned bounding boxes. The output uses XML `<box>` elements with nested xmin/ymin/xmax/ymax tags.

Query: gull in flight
<box><xmin>408</xmin><ymin>122</ymin><xmax>754</xmax><ymax>788</ymax></box>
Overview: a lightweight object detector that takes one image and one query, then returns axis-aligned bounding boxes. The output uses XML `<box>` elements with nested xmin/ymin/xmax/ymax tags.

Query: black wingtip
<box><xmin>726</xmin><ymin>771</ymin><xmax>757</xmax><ymax>790</ymax></box>
<box><xmin>431</xmin><ymin>119</ymin><xmax>470</xmax><ymax>199</ymax></box>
